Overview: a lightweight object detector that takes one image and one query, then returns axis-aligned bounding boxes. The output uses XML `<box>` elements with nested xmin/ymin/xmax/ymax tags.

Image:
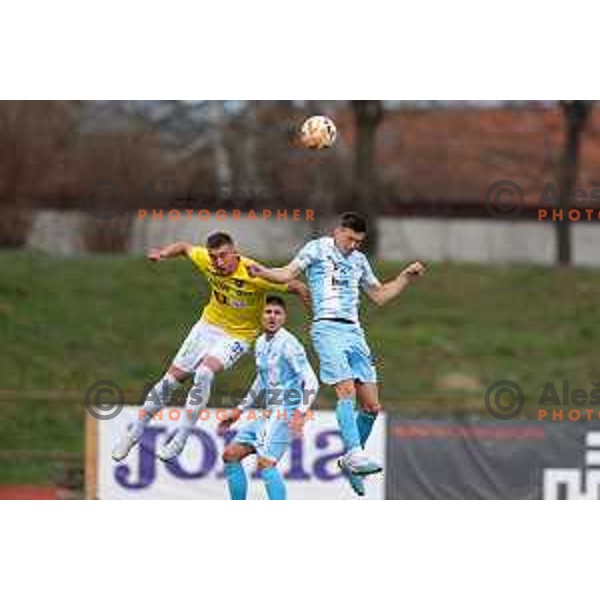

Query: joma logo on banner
<box><xmin>96</xmin><ymin>408</ymin><xmax>387</xmax><ymax>499</ymax></box>
<box><xmin>112</xmin><ymin>424</ymin><xmax>344</xmax><ymax>491</ymax></box>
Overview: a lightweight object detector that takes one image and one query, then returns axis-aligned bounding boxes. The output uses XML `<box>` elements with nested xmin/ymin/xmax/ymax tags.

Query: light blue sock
<box><xmin>336</xmin><ymin>397</ymin><xmax>361</xmax><ymax>451</ymax></box>
<box><xmin>224</xmin><ymin>462</ymin><xmax>248</xmax><ymax>500</ymax></box>
<box><xmin>261</xmin><ymin>467</ymin><xmax>287</xmax><ymax>500</ymax></box>
<box><xmin>356</xmin><ymin>411</ymin><xmax>378</xmax><ymax>448</ymax></box>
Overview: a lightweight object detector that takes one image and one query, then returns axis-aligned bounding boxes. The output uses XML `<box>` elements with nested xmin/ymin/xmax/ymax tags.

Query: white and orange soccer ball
<box><xmin>299</xmin><ymin>115</ymin><xmax>337</xmax><ymax>149</ymax></box>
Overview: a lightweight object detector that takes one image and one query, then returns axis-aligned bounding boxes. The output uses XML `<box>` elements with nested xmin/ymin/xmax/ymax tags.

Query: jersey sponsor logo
<box><xmin>229</xmin><ymin>300</ymin><xmax>248</xmax><ymax>308</ymax></box>
<box><xmin>211</xmin><ymin>285</ymin><xmax>253</xmax><ymax>306</ymax></box>
<box><xmin>208</xmin><ymin>276</ymin><xmax>252</xmax><ymax>294</ymax></box>
<box><xmin>322</xmin><ymin>255</ymin><xmax>359</xmax><ymax>290</ymax></box>
<box><xmin>326</xmin><ymin>256</ymin><xmax>353</xmax><ymax>275</ymax></box>
<box><xmin>330</xmin><ymin>275</ymin><xmax>349</xmax><ymax>288</ymax></box>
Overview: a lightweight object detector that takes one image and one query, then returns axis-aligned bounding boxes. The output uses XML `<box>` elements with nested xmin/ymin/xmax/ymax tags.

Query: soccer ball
<box><xmin>299</xmin><ymin>115</ymin><xmax>337</xmax><ymax>149</ymax></box>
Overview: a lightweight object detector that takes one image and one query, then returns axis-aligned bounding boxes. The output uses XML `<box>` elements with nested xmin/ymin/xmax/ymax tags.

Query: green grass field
<box><xmin>1</xmin><ymin>249</ymin><xmax>599</xmax><ymax>485</ymax></box>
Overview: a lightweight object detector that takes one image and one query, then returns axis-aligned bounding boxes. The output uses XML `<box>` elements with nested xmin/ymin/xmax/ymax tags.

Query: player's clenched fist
<box><xmin>400</xmin><ymin>261</ymin><xmax>426</xmax><ymax>281</ymax></box>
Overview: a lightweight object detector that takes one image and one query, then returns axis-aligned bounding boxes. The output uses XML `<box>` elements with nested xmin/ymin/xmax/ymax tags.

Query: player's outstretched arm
<box><xmin>365</xmin><ymin>261</ymin><xmax>426</xmax><ymax>306</ymax></box>
<box><xmin>249</xmin><ymin>261</ymin><xmax>301</xmax><ymax>284</ymax></box>
<box><xmin>147</xmin><ymin>242</ymin><xmax>193</xmax><ymax>261</ymax></box>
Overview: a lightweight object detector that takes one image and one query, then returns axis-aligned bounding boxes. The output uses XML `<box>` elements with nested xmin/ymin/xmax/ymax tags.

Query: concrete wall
<box><xmin>25</xmin><ymin>211</ymin><xmax>600</xmax><ymax>266</ymax></box>
<box><xmin>28</xmin><ymin>211</ymin><xmax>89</xmax><ymax>257</ymax></box>
<box><xmin>378</xmin><ymin>218</ymin><xmax>600</xmax><ymax>266</ymax></box>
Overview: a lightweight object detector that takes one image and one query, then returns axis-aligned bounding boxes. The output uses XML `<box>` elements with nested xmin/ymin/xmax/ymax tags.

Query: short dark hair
<box><xmin>339</xmin><ymin>212</ymin><xmax>367</xmax><ymax>233</ymax></box>
<box><xmin>265</xmin><ymin>295</ymin><xmax>286</xmax><ymax>310</ymax></box>
<box><xmin>206</xmin><ymin>231</ymin><xmax>234</xmax><ymax>249</ymax></box>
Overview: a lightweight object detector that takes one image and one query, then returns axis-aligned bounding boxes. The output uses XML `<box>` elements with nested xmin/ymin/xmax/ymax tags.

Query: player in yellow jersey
<box><xmin>112</xmin><ymin>231</ymin><xmax>309</xmax><ymax>462</ymax></box>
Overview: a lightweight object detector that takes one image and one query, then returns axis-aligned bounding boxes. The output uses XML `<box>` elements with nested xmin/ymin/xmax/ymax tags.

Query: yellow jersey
<box><xmin>187</xmin><ymin>246</ymin><xmax>288</xmax><ymax>342</ymax></box>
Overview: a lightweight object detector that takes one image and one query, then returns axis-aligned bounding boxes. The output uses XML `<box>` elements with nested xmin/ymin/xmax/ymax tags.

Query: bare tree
<box><xmin>557</xmin><ymin>100</ymin><xmax>592</xmax><ymax>266</ymax></box>
<box><xmin>351</xmin><ymin>100</ymin><xmax>384</xmax><ymax>255</ymax></box>
<box><xmin>210</xmin><ymin>101</ymin><xmax>233</xmax><ymax>193</ymax></box>
<box><xmin>73</xmin><ymin>129</ymin><xmax>166</xmax><ymax>252</ymax></box>
<box><xmin>241</xmin><ymin>101</ymin><xmax>261</xmax><ymax>191</ymax></box>
<box><xmin>0</xmin><ymin>101</ymin><xmax>80</xmax><ymax>246</ymax></box>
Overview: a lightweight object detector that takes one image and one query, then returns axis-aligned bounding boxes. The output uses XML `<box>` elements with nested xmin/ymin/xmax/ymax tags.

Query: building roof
<box><xmin>370</xmin><ymin>105</ymin><xmax>600</xmax><ymax>217</ymax></box>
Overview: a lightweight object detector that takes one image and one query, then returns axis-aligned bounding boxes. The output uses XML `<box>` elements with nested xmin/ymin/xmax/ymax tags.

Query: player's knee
<box><xmin>167</xmin><ymin>365</ymin><xmax>189</xmax><ymax>383</ymax></box>
<box><xmin>200</xmin><ymin>356</ymin><xmax>224</xmax><ymax>375</ymax></box>
<box><xmin>335</xmin><ymin>380</ymin><xmax>355</xmax><ymax>398</ymax></box>
<box><xmin>256</xmin><ymin>456</ymin><xmax>276</xmax><ymax>471</ymax></box>
<box><xmin>361</xmin><ymin>402</ymin><xmax>381</xmax><ymax>415</ymax></box>
<box><xmin>194</xmin><ymin>363</ymin><xmax>215</xmax><ymax>386</ymax></box>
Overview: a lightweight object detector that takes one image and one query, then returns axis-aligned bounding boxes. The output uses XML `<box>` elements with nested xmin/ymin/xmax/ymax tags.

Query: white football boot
<box><xmin>339</xmin><ymin>449</ymin><xmax>382</xmax><ymax>476</ymax></box>
<box><xmin>112</xmin><ymin>431</ymin><xmax>139</xmax><ymax>462</ymax></box>
<box><xmin>156</xmin><ymin>434</ymin><xmax>187</xmax><ymax>462</ymax></box>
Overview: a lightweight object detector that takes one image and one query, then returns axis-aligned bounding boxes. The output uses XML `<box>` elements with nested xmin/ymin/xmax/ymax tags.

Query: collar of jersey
<box><xmin>326</xmin><ymin>236</ymin><xmax>351</xmax><ymax>262</ymax></box>
<box><xmin>264</xmin><ymin>327</ymin><xmax>287</xmax><ymax>344</ymax></box>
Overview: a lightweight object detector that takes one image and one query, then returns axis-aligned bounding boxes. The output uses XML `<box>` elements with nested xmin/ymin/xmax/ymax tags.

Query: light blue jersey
<box><xmin>234</xmin><ymin>327</ymin><xmax>318</xmax><ymax>461</ymax></box>
<box><xmin>291</xmin><ymin>236</ymin><xmax>380</xmax><ymax>323</ymax></box>
<box><xmin>248</xmin><ymin>327</ymin><xmax>318</xmax><ymax>410</ymax></box>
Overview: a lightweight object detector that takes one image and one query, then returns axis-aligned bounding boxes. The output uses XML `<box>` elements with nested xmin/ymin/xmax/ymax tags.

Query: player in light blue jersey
<box><xmin>250</xmin><ymin>212</ymin><xmax>425</xmax><ymax>496</ymax></box>
<box><xmin>220</xmin><ymin>295</ymin><xmax>318</xmax><ymax>500</ymax></box>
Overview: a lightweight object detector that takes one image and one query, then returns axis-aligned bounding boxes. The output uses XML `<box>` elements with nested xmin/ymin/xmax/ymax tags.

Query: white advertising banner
<box><xmin>97</xmin><ymin>408</ymin><xmax>386</xmax><ymax>500</ymax></box>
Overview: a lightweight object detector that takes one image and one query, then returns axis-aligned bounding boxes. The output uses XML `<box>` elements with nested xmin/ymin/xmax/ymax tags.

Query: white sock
<box><xmin>172</xmin><ymin>365</ymin><xmax>214</xmax><ymax>445</ymax></box>
<box><xmin>130</xmin><ymin>373</ymin><xmax>182</xmax><ymax>440</ymax></box>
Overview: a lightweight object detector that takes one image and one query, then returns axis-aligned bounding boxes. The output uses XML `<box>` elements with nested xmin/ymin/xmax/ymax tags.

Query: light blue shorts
<box><xmin>311</xmin><ymin>320</ymin><xmax>377</xmax><ymax>385</ymax></box>
<box><xmin>233</xmin><ymin>410</ymin><xmax>294</xmax><ymax>462</ymax></box>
